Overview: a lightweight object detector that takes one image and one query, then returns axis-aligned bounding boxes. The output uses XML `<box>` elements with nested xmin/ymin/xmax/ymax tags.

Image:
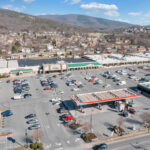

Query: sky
<box><xmin>0</xmin><ymin>0</ymin><xmax>150</xmax><ymax>25</ymax></box>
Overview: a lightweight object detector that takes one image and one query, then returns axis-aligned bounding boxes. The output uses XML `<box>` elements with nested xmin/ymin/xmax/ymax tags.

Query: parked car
<box><xmin>78</xmin><ymin>84</ymin><xmax>84</xmax><ymax>88</ymax></box>
<box><xmin>53</xmin><ymin>101</ymin><xmax>61</xmax><ymax>105</ymax></box>
<box><xmin>145</xmin><ymin>74</ymin><xmax>150</xmax><ymax>76</ymax></box>
<box><xmin>28</xmin><ymin>124</ymin><xmax>40</xmax><ymax>130</ymax></box>
<box><xmin>122</xmin><ymin>111</ymin><xmax>128</xmax><ymax>117</ymax></box>
<box><xmin>44</xmin><ymin>87</ymin><xmax>51</xmax><ymax>90</ymax></box>
<box><xmin>89</xmin><ymin>79</ymin><xmax>94</xmax><ymax>83</ymax></box>
<box><xmin>26</xmin><ymin>118</ymin><xmax>38</xmax><ymax>124</ymax></box>
<box><xmin>14</xmin><ymin>88</ymin><xmax>22</xmax><ymax>94</ymax></box>
<box><xmin>128</xmin><ymin>108</ymin><xmax>136</xmax><ymax>114</ymax></box>
<box><xmin>93</xmin><ymin>143</ymin><xmax>108</xmax><ymax>150</ymax></box>
<box><xmin>61</xmin><ymin>115</ymin><xmax>73</xmax><ymax>121</ymax></box>
<box><xmin>50</xmin><ymin>97</ymin><xmax>61</xmax><ymax>102</ymax></box>
<box><xmin>1</xmin><ymin>110</ymin><xmax>13</xmax><ymax>117</ymax></box>
<box><xmin>59</xmin><ymin>91</ymin><xmax>64</xmax><ymax>94</ymax></box>
<box><xmin>6</xmin><ymin>80</ymin><xmax>10</xmax><ymax>83</ymax></box>
<box><xmin>24</xmin><ymin>93</ymin><xmax>32</xmax><ymax>98</ymax></box>
<box><xmin>103</xmin><ymin>84</ymin><xmax>111</xmax><ymax>88</ymax></box>
<box><xmin>13</xmin><ymin>79</ymin><xmax>20</xmax><ymax>82</ymax></box>
<box><xmin>25</xmin><ymin>114</ymin><xmax>36</xmax><ymax>119</ymax></box>
<box><xmin>7</xmin><ymin>137</ymin><xmax>16</xmax><ymax>143</ymax></box>
<box><xmin>91</xmin><ymin>76</ymin><xmax>96</xmax><ymax>79</ymax></box>
<box><xmin>13</xmin><ymin>94</ymin><xmax>24</xmax><ymax>100</ymax></box>
<box><xmin>117</xmin><ymin>81</ymin><xmax>126</xmax><ymax>85</ymax></box>
<box><xmin>72</xmin><ymin>88</ymin><xmax>79</xmax><ymax>91</ymax></box>
<box><xmin>53</xmin><ymin>75</ymin><xmax>57</xmax><ymax>78</ymax></box>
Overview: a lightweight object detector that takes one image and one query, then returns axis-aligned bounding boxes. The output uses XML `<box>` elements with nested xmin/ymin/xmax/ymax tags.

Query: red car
<box><xmin>44</xmin><ymin>87</ymin><xmax>51</xmax><ymax>90</ymax></box>
<box><xmin>128</xmin><ymin>108</ymin><xmax>136</xmax><ymax>114</ymax></box>
<box><xmin>13</xmin><ymin>79</ymin><xmax>20</xmax><ymax>82</ymax></box>
<box><xmin>89</xmin><ymin>79</ymin><xmax>94</xmax><ymax>82</ymax></box>
<box><xmin>62</xmin><ymin>115</ymin><xmax>73</xmax><ymax>121</ymax></box>
<box><xmin>91</xmin><ymin>76</ymin><xmax>96</xmax><ymax>79</ymax></box>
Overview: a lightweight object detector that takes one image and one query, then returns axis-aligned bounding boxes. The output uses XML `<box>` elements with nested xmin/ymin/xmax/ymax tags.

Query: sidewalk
<box><xmin>67</xmin><ymin>128</ymin><xmax>150</xmax><ymax>150</ymax></box>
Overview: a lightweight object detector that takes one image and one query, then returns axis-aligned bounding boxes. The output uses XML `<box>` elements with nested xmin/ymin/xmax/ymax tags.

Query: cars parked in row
<box><xmin>12</xmin><ymin>79</ymin><xmax>32</xmax><ymax>100</ymax></box>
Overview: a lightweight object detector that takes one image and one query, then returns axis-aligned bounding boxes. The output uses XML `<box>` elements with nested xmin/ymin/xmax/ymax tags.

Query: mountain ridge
<box><xmin>0</xmin><ymin>9</ymin><xmax>98</xmax><ymax>33</ymax></box>
<box><xmin>39</xmin><ymin>14</ymin><xmax>134</xmax><ymax>29</ymax></box>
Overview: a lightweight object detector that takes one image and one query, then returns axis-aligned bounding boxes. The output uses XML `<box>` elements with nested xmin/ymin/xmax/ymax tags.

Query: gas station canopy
<box><xmin>72</xmin><ymin>89</ymin><xmax>142</xmax><ymax>106</ymax></box>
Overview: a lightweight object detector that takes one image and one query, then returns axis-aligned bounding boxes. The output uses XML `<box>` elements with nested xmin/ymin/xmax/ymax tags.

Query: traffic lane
<box><xmin>0</xmin><ymin>79</ymin><xmax>13</xmax><ymax>105</ymax></box>
<box><xmin>35</xmin><ymin>101</ymin><xmax>83</xmax><ymax>150</ymax></box>
<box><xmin>108</xmin><ymin>134</ymin><xmax>150</xmax><ymax>150</ymax></box>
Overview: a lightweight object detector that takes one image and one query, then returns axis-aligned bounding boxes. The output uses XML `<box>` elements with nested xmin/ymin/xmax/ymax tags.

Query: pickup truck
<box><xmin>13</xmin><ymin>95</ymin><xmax>24</xmax><ymax>100</ymax></box>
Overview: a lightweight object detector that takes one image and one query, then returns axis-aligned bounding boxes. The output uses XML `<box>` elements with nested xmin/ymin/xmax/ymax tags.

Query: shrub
<box><xmin>30</xmin><ymin>142</ymin><xmax>43</xmax><ymax>150</ymax></box>
<box><xmin>81</xmin><ymin>132</ymin><xmax>97</xmax><ymax>143</ymax></box>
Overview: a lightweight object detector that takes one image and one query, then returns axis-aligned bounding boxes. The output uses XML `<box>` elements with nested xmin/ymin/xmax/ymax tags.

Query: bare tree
<box><xmin>140</xmin><ymin>112</ymin><xmax>150</xmax><ymax>132</ymax></box>
<box><xmin>32</xmin><ymin>129</ymin><xmax>43</xmax><ymax>143</ymax></box>
<box><xmin>117</xmin><ymin>117</ymin><xmax>124</xmax><ymax>127</ymax></box>
<box><xmin>81</xmin><ymin>123</ymin><xmax>90</xmax><ymax>133</ymax></box>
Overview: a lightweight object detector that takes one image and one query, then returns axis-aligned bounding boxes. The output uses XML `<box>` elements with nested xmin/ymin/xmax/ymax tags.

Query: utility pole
<box><xmin>6</xmin><ymin>136</ymin><xmax>8</xmax><ymax>150</ymax></box>
<box><xmin>90</xmin><ymin>108</ymin><xmax>93</xmax><ymax>133</ymax></box>
<box><xmin>25</xmin><ymin>129</ymin><xmax>28</xmax><ymax>147</ymax></box>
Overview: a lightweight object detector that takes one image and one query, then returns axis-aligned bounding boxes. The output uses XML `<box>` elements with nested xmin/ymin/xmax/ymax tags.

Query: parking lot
<box><xmin>0</xmin><ymin>65</ymin><xmax>150</xmax><ymax>150</ymax></box>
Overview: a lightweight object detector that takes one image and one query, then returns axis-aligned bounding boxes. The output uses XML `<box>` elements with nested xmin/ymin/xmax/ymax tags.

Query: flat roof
<box><xmin>85</xmin><ymin>53</ymin><xmax>150</xmax><ymax>64</ymax></box>
<box><xmin>68</xmin><ymin>62</ymin><xmax>101</xmax><ymax>68</ymax></box>
<box><xmin>138</xmin><ymin>82</ymin><xmax>150</xmax><ymax>90</ymax></box>
<box><xmin>18</xmin><ymin>58</ymin><xmax>93</xmax><ymax>67</ymax></box>
<box><xmin>72</xmin><ymin>89</ymin><xmax>142</xmax><ymax>106</ymax></box>
<box><xmin>10</xmin><ymin>69</ymin><xmax>33</xmax><ymax>73</ymax></box>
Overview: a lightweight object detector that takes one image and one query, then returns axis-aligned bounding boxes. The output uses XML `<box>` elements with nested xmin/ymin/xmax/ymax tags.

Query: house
<box><xmin>21</xmin><ymin>48</ymin><xmax>31</xmax><ymax>53</ymax></box>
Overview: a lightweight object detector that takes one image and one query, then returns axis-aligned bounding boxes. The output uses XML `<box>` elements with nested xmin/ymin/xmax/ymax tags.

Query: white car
<box><xmin>103</xmin><ymin>84</ymin><xmax>111</xmax><ymax>88</ymax></box>
<box><xmin>53</xmin><ymin>101</ymin><xmax>61</xmax><ymax>105</ymax></box>
<box><xmin>117</xmin><ymin>81</ymin><xmax>126</xmax><ymax>85</ymax></box>
<box><xmin>59</xmin><ymin>91</ymin><xmax>64</xmax><ymax>94</ymax></box>
<box><xmin>72</xmin><ymin>88</ymin><xmax>79</xmax><ymax>91</ymax></box>
<box><xmin>85</xmin><ymin>77</ymin><xmax>91</xmax><ymax>80</ymax></box>
<box><xmin>50</xmin><ymin>97</ymin><xmax>61</xmax><ymax>102</ymax></box>
<box><xmin>13</xmin><ymin>95</ymin><xmax>24</xmax><ymax>100</ymax></box>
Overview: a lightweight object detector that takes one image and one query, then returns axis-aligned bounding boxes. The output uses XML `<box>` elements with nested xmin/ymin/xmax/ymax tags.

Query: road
<box><xmin>0</xmin><ymin>65</ymin><xmax>150</xmax><ymax>150</ymax></box>
<box><xmin>108</xmin><ymin>134</ymin><xmax>150</xmax><ymax>150</ymax></box>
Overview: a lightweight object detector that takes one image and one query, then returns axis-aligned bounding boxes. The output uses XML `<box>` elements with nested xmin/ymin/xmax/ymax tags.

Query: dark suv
<box><xmin>25</xmin><ymin>114</ymin><xmax>36</xmax><ymax>119</ymax></box>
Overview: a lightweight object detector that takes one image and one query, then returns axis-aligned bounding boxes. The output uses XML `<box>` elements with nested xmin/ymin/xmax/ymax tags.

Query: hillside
<box><xmin>39</xmin><ymin>14</ymin><xmax>133</xmax><ymax>29</ymax></box>
<box><xmin>0</xmin><ymin>9</ymin><xmax>97</xmax><ymax>33</ymax></box>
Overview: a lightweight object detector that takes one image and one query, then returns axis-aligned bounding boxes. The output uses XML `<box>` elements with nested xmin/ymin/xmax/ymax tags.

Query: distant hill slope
<box><xmin>39</xmin><ymin>14</ymin><xmax>133</xmax><ymax>29</ymax></box>
<box><xmin>0</xmin><ymin>9</ymin><xmax>97</xmax><ymax>33</ymax></box>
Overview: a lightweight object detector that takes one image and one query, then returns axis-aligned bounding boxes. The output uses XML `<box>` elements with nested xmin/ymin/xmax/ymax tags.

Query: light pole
<box><xmin>25</xmin><ymin>129</ymin><xmax>28</xmax><ymax>147</ymax></box>
<box><xmin>6</xmin><ymin>136</ymin><xmax>7</xmax><ymax>150</ymax></box>
<box><xmin>90</xmin><ymin>108</ymin><xmax>93</xmax><ymax>133</ymax></box>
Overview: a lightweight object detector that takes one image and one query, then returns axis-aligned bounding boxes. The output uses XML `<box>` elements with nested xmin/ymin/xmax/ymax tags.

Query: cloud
<box><xmin>64</xmin><ymin>0</ymin><xmax>82</xmax><ymax>5</ymax></box>
<box><xmin>80</xmin><ymin>2</ymin><xmax>119</xmax><ymax>17</ymax></box>
<box><xmin>139</xmin><ymin>12</ymin><xmax>150</xmax><ymax>25</ymax></box>
<box><xmin>116</xmin><ymin>19</ymin><xmax>130</xmax><ymax>23</ymax></box>
<box><xmin>2</xmin><ymin>5</ymin><xmax>26</xmax><ymax>12</ymax></box>
<box><xmin>23</xmin><ymin>0</ymin><xmax>35</xmax><ymax>3</ymax></box>
<box><xmin>128</xmin><ymin>12</ymin><xmax>141</xmax><ymax>16</ymax></box>
<box><xmin>9</xmin><ymin>0</ymin><xmax>35</xmax><ymax>3</ymax></box>
<box><xmin>144</xmin><ymin>12</ymin><xmax>150</xmax><ymax>18</ymax></box>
